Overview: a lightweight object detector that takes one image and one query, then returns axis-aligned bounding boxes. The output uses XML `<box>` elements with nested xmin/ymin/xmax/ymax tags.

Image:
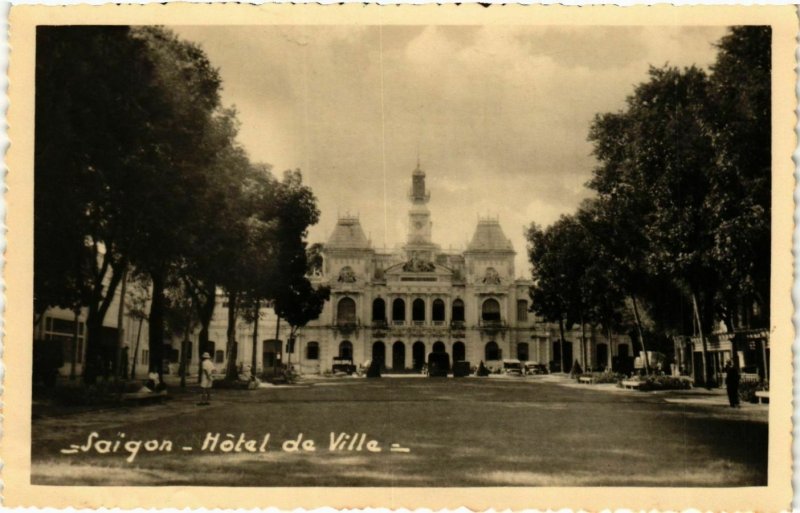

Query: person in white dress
<box><xmin>200</xmin><ymin>352</ymin><xmax>214</xmax><ymax>405</ymax></box>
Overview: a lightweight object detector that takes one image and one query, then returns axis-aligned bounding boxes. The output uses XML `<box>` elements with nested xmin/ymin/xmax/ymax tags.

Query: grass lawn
<box><xmin>31</xmin><ymin>376</ymin><xmax>768</xmax><ymax>486</ymax></box>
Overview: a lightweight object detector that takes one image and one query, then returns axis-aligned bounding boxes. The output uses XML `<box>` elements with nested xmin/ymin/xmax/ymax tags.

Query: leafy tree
<box><xmin>706</xmin><ymin>26</ymin><xmax>771</xmax><ymax>331</ymax></box>
<box><xmin>526</xmin><ymin>216</ymin><xmax>592</xmax><ymax>371</ymax></box>
<box><xmin>35</xmin><ymin>26</ymin><xmax>163</xmax><ymax>382</ymax></box>
<box><xmin>270</xmin><ymin>171</ymin><xmax>331</xmax><ymax>365</ymax></box>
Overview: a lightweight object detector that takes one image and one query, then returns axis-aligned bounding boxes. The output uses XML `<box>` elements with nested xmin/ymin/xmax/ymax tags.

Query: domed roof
<box><xmin>327</xmin><ymin>216</ymin><xmax>371</xmax><ymax>250</ymax></box>
<box><xmin>467</xmin><ymin>218</ymin><xmax>514</xmax><ymax>253</ymax></box>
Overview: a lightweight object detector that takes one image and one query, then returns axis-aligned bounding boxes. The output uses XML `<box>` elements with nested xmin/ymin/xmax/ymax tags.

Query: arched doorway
<box><xmin>485</xmin><ymin>341</ymin><xmax>501</xmax><ymax>361</ymax></box>
<box><xmin>433</xmin><ymin>341</ymin><xmax>446</xmax><ymax>353</ymax></box>
<box><xmin>372</xmin><ymin>341</ymin><xmax>386</xmax><ymax>369</ymax></box>
<box><xmin>339</xmin><ymin>340</ymin><xmax>353</xmax><ymax>360</ymax></box>
<box><xmin>392</xmin><ymin>341</ymin><xmax>406</xmax><ymax>370</ymax></box>
<box><xmin>453</xmin><ymin>341</ymin><xmax>466</xmax><ymax>362</ymax></box>
<box><xmin>596</xmin><ymin>343</ymin><xmax>608</xmax><ymax>371</ymax></box>
<box><xmin>412</xmin><ymin>341</ymin><xmax>425</xmax><ymax>370</ymax></box>
<box><xmin>517</xmin><ymin>342</ymin><xmax>529</xmax><ymax>361</ymax></box>
<box><xmin>337</xmin><ymin>297</ymin><xmax>356</xmax><ymax>325</ymax></box>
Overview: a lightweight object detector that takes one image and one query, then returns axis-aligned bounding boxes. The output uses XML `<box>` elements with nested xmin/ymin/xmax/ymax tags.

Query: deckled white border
<box><xmin>0</xmin><ymin>2</ymin><xmax>795</xmax><ymax>513</ymax></box>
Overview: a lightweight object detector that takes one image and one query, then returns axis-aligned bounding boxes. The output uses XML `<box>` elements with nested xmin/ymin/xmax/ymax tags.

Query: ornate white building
<box><xmin>292</xmin><ymin>164</ymin><xmax>633</xmax><ymax>374</ymax></box>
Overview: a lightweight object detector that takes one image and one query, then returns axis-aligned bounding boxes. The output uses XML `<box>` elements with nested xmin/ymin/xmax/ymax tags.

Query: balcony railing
<box><xmin>392</xmin><ymin>320</ymin><xmax>406</xmax><ymax>326</ymax></box>
<box><xmin>432</xmin><ymin>320</ymin><xmax>446</xmax><ymax>326</ymax></box>
<box><xmin>412</xmin><ymin>320</ymin><xmax>426</xmax><ymax>326</ymax></box>
<box><xmin>371</xmin><ymin>320</ymin><xmax>389</xmax><ymax>329</ymax></box>
<box><xmin>479</xmin><ymin>319</ymin><xmax>505</xmax><ymax>330</ymax></box>
<box><xmin>450</xmin><ymin>320</ymin><xmax>465</xmax><ymax>329</ymax></box>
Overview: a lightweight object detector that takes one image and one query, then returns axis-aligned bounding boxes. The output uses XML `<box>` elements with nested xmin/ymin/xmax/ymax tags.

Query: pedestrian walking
<box><xmin>199</xmin><ymin>352</ymin><xmax>214</xmax><ymax>406</ymax></box>
<box><xmin>724</xmin><ymin>359</ymin><xmax>741</xmax><ymax>408</ymax></box>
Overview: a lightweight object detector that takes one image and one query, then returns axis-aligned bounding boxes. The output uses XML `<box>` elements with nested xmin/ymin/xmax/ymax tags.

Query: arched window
<box><xmin>517</xmin><ymin>342</ymin><xmax>529</xmax><ymax>361</ymax></box>
<box><xmin>306</xmin><ymin>341</ymin><xmax>319</xmax><ymax>360</ymax></box>
<box><xmin>433</xmin><ymin>341</ymin><xmax>446</xmax><ymax>353</ymax></box>
<box><xmin>485</xmin><ymin>341</ymin><xmax>501</xmax><ymax>361</ymax></box>
<box><xmin>372</xmin><ymin>298</ymin><xmax>386</xmax><ymax>322</ymax></box>
<box><xmin>392</xmin><ymin>298</ymin><xmax>406</xmax><ymax>322</ymax></box>
<box><xmin>339</xmin><ymin>340</ymin><xmax>353</xmax><ymax>360</ymax></box>
<box><xmin>482</xmin><ymin>298</ymin><xmax>501</xmax><ymax>322</ymax></box>
<box><xmin>453</xmin><ymin>341</ymin><xmax>466</xmax><ymax>362</ymax></box>
<box><xmin>452</xmin><ymin>299</ymin><xmax>465</xmax><ymax>322</ymax></box>
<box><xmin>432</xmin><ymin>299</ymin><xmax>445</xmax><ymax>322</ymax></box>
<box><xmin>412</xmin><ymin>298</ymin><xmax>426</xmax><ymax>322</ymax></box>
<box><xmin>337</xmin><ymin>297</ymin><xmax>356</xmax><ymax>325</ymax></box>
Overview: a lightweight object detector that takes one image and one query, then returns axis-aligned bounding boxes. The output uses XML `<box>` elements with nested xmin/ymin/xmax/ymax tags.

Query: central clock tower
<box><xmin>404</xmin><ymin>162</ymin><xmax>438</xmax><ymax>260</ymax></box>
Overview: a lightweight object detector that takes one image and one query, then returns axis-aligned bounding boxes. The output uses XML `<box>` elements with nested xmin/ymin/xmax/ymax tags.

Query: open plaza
<box><xmin>31</xmin><ymin>374</ymin><xmax>768</xmax><ymax>487</ymax></box>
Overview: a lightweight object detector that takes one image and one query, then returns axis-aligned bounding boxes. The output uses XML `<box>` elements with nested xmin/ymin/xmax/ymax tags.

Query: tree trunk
<box><xmin>251</xmin><ymin>299</ymin><xmax>260</xmax><ymax>374</ymax></box>
<box><xmin>195</xmin><ymin>282</ymin><xmax>216</xmax><ymax>384</ymax></box>
<box><xmin>131</xmin><ymin>317</ymin><xmax>143</xmax><ymax>380</ymax></box>
<box><xmin>148</xmin><ymin>270</ymin><xmax>166</xmax><ymax>381</ymax></box>
<box><xmin>606</xmin><ymin>323</ymin><xmax>613</xmax><ymax>371</ymax></box>
<box><xmin>180</xmin><ymin>301</ymin><xmax>192</xmax><ymax>388</ymax></box>
<box><xmin>114</xmin><ymin>267</ymin><xmax>128</xmax><ymax>380</ymax></box>
<box><xmin>630</xmin><ymin>294</ymin><xmax>650</xmax><ymax>374</ymax></box>
<box><xmin>691</xmin><ymin>291</ymin><xmax>710</xmax><ymax>387</ymax></box>
<box><xmin>225</xmin><ymin>289</ymin><xmax>239</xmax><ymax>380</ymax></box>
<box><xmin>557</xmin><ymin>315</ymin><xmax>566</xmax><ymax>373</ymax></box>
<box><xmin>82</xmin><ymin>260</ymin><xmax>125</xmax><ymax>384</ymax></box>
<box><xmin>580</xmin><ymin>314</ymin><xmax>587</xmax><ymax>371</ymax></box>
<box><xmin>274</xmin><ymin>315</ymin><xmax>281</xmax><ymax>375</ymax></box>
<box><xmin>70</xmin><ymin>307</ymin><xmax>80</xmax><ymax>381</ymax></box>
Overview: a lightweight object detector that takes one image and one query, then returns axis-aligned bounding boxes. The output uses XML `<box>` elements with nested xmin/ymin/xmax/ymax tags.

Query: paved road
<box><xmin>31</xmin><ymin>375</ymin><xmax>768</xmax><ymax>486</ymax></box>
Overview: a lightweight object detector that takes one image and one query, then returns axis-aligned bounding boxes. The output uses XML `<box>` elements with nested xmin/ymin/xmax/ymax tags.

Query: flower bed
<box><xmin>577</xmin><ymin>371</ymin><xmax>626</xmax><ymax>384</ymax></box>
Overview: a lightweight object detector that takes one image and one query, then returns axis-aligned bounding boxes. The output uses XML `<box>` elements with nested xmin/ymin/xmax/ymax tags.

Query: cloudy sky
<box><xmin>173</xmin><ymin>25</ymin><xmax>728</xmax><ymax>276</ymax></box>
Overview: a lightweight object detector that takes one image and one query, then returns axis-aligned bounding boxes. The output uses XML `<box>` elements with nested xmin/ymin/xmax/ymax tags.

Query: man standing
<box><xmin>199</xmin><ymin>352</ymin><xmax>214</xmax><ymax>406</ymax></box>
<box><xmin>724</xmin><ymin>359</ymin><xmax>741</xmax><ymax>408</ymax></box>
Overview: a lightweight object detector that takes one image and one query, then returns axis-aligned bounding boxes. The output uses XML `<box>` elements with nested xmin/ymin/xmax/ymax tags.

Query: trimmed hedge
<box><xmin>634</xmin><ymin>375</ymin><xmax>693</xmax><ymax>391</ymax></box>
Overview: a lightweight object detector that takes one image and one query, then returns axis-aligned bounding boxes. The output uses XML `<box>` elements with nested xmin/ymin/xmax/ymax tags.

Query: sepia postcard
<box><xmin>3</xmin><ymin>4</ymin><xmax>796</xmax><ymax>511</ymax></box>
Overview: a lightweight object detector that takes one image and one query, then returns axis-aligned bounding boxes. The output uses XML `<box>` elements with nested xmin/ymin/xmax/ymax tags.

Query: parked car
<box><xmin>427</xmin><ymin>352</ymin><xmax>450</xmax><ymax>377</ymax></box>
<box><xmin>332</xmin><ymin>357</ymin><xmax>356</xmax><ymax>375</ymax></box>
<box><xmin>524</xmin><ymin>362</ymin><xmax>549</xmax><ymax>375</ymax></box>
<box><xmin>502</xmin><ymin>359</ymin><xmax>523</xmax><ymax>376</ymax></box>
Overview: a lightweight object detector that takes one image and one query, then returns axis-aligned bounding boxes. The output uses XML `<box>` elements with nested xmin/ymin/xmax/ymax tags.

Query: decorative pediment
<box><xmin>402</xmin><ymin>256</ymin><xmax>436</xmax><ymax>272</ymax></box>
<box><xmin>482</xmin><ymin>267</ymin><xmax>502</xmax><ymax>285</ymax></box>
<box><xmin>337</xmin><ymin>266</ymin><xmax>357</xmax><ymax>283</ymax></box>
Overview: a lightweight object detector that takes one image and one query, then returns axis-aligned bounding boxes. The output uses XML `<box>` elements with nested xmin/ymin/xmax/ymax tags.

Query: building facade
<box><xmin>291</xmin><ymin>164</ymin><xmax>632</xmax><ymax>374</ymax></box>
<box><xmin>35</xmin><ymin>165</ymin><xmax>633</xmax><ymax>381</ymax></box>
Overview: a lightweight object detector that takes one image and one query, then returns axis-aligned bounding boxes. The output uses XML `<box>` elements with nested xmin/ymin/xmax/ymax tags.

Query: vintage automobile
<box><xmin>332</xmin><ymin>356</ymin><xmax>357</xmax><ymax>375</ymax></box>
<box><xmin>502</xmin><ymin>359</ymin><xmax>523</xmax><ymax>376</ymax></box>
<box><xmin>524</xmin><ymin>361</ymin><xmax>549</xmax><ymax>375</ymax></box>
<box><xmin>427</xmin><ymin>352</ymin><xmax>450</xmax><ymax>377</ymax></box>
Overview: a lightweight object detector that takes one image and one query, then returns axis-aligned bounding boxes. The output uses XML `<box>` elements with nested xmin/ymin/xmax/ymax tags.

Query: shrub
<box><xmin>637</xmin><ymin>375</ymin><xmax>693</xmax><ymax>391</ymax></box>
<box><xmin>580</xmin><ymin>371</ymin><xmax>625</xmax><ymax>384</ymax></box>
<box><xmin>738</xmin><ymin>379</ymin><xmax>769</xmax><ymax>403</ymax></box>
